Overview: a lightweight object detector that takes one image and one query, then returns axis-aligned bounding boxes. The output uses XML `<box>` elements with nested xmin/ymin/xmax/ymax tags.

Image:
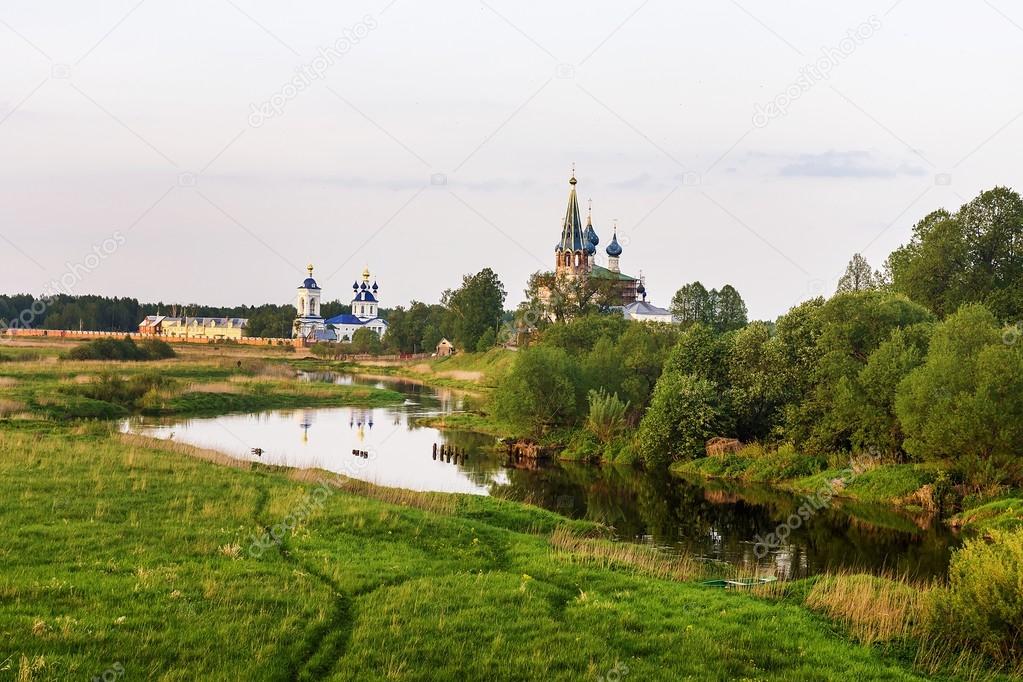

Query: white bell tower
<box><xmin>293</xmin><ymin>264</ymin><xmax>324</xmax><ymax>338</ymax></box>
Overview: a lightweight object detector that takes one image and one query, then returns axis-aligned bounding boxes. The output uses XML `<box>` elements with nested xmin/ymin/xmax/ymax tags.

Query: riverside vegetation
<box><xmin>0</xmin><ymin>339</ymin><xmax>1018</xmax><ymax>678</ymax></box>
<box><xmin>0</xmin><ymin>349</ymin><xmax>1016</xmax><ymax>679</ymax></box>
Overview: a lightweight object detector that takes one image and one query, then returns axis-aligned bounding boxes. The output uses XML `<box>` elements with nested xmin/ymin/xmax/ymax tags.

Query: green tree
<box><xmin>475</xmin><ymin>327</ymin><xmax>497</xmax><ymax>352</ymax></box>
<box><xmin>670</xmin><ymin>281</ymin><xmax>711</xmax><ymax>327</ymax></box>
<box><xmin>887</xmin><ymin>187</ymin><xmax>1023</xmax><ymax>320</ymax></box>
<box><xmin>785</xmin><ymin>291</ymin><xmax>933</xmax><ymax>453</ymax></box>
<box><xmin>492</xmin><ymin>346</ymin><xmax>584</xmax><ymax>436</ymax></box>
<box><xmin>350</xmin><ymin>327</ymin><xmax>383</xmax><ymax>354</ymax></box>
<box><xmin>637</xmin><ymin>372</ymin><xmax>729</xmax><ymax>467</ymax></box>
<box><xmin>664</xmin><ymin>323</ymin><xmax>732</xmax><ymax>386</ymax></box>
<box><xmin>836</xmin><ymin>253</ymin><xmax>879</xmax><ymax>294</ymax></box>
<box><xmin>896</xmin><ymin>304</ymin><xmax>1023</xmax><ymax>481</ymax></box>
<box><xmin>727</xmin><ymin>322</ymin><xmax>788</xmax><ymax>441</ymax></box>
<box><xmin>713</xmin><ymin>284</ymin><xmax>748</xmax><ymax>332</ymax></box>
<box><xmin>444</xmin><ymin>268</ymin><xmax>507</xmax><ymax>351</ymax></box>
<box><xmin>832</xmin><ymin>324</ymin><xmax>931</xmax><ymax>456</ymax></box>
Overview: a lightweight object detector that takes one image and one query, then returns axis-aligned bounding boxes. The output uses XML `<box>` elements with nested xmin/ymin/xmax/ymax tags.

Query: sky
<box><xmin>1</xmin><ymin>0</ymin><xmax>1021</xmax><ymax>321</ymax></box>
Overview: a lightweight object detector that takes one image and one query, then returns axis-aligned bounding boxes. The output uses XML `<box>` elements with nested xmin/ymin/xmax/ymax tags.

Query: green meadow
<box><xmin>0</xmin><ymin>341</ymin><xmax>1019</xmax><ymax>680</ymax></box>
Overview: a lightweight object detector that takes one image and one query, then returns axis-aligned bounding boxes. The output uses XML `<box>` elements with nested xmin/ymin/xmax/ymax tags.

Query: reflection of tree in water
<box><xmin>491</xmin><ymin>464</ymin><xmax>959</xmax><ymax>579</ymax></box>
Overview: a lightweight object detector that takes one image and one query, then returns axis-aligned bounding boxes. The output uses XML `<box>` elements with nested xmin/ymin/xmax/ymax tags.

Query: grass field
<box><xmin>0</xmin><ymin>340</ymin><xmax>1018</xmax><ymax>679</ymax></box>
<box><xmin>0</xmin><ymin>424</ymin><xmax>971</xmax><ymax>681</ymax></box>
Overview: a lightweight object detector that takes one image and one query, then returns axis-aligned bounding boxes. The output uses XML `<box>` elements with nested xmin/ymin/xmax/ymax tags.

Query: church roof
<box><xmin>353</xmin><ymin>291</ymin><xmax>378</xmax><ymax>302</ymax></box>
<box><xmin>590</xmin><ymin>265</ymin><xmax>637</xmax><ymax>281</ymax></box>
<box><xmin>556</xmin><ymin>174</ymin><xmax>587</xmax><ymax>252</ymax></box>
<box><xmin>624</xmin><ymin>301</ymin><xmax>672</xmax><ymax>317</ymax></box>
<box><xmin>325</xmin><ymin>314</ymin><xmax>363</xmax><ymax>325</ymax></box>
<box><xmin>325</xmin><ymin>314</ymin><xmax>389</xmax><ymax>327</ymax></box>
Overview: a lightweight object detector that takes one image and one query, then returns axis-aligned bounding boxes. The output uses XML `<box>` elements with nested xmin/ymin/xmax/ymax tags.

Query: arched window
<box><xmin>311</xmin><ymin>299</ymin><xmax>317</xmax><ymax>315</ymax></box>
<box><xmin>299</xmin><ymin>297</ymin><xmax>305</xmax><ymax>315</ymax></box>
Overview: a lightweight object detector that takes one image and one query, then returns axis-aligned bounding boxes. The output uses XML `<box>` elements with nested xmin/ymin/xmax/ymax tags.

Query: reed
<box><xmin>803</xmin><ymin>572</ymin><xmax>932</xmax><ymax>645</ymax></box>
<box><xmin>549</xmin><ymin>526</ymin><xmax>706</xmax><ymax>582</ymax></box>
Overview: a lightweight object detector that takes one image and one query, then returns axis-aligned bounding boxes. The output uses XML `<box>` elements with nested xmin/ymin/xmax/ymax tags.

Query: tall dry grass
<box><xmin>549</xmin><ymin>527</ymin><xmax>706</xmax><ymax>582</ymax></box>
<box><xmin>0</xmin><ymin>399</ymin><xmax>26</xmax><ymax>417</ymax></box>
<box><xmin>803</xmin><ymin>572</ymin><xmax>932</xmax><ymax>645</ymax></box>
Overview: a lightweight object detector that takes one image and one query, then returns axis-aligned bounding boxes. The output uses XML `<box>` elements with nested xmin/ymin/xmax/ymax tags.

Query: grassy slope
<box><xmin>674</xmin><ymin>451</ymin><xmax>938</xmax><ymax>509</ymax></box>
<box><xmin>951</xmin><ymin>496</ymin><xmax>1023</xmax><ymax>533</ymax></box>
<box><xmin>0</xmin><ymin>356</ymin><xmax>403</xmax><ymax>420</ymax></box>
<box><xmin>0</xmin><ymin>425</ymin><xmax>938</xmax><ymax>681</ymax></box>
<box><xmin>336</xmin><ymin>348</ymin><xmax>515</xmax><ymax>392</ymax></box>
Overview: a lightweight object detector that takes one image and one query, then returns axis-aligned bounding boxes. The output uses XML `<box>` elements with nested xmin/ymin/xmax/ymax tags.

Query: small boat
<box><xmin>700</xmin><ymin>576</ymin><xmax>777</xmax><ymax>589</ymax></box>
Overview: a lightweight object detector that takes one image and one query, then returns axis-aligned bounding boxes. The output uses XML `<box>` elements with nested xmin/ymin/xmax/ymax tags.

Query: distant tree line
<box><xmin>0</xmin><ymin>294</ymin><xmax>353</xmax><ymax>339</ymax></box>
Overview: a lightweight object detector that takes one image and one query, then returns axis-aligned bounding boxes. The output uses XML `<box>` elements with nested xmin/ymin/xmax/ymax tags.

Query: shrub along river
<box><xmin>123</xmin><ymin>373</ymin><xmax>959</xmax><ymax>580</ymax></box>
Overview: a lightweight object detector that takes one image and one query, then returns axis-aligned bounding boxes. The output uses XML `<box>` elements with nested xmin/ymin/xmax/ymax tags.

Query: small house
<box><xmin>435</xmin><ymin>338</ymin><xmax>455</xmax><ymax>357</ymax></box>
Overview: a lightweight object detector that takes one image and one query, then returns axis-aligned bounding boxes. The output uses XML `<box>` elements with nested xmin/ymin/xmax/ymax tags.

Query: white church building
<box><xmin>293</xmin><ymin>265</ymin><xmax>388</xmax><ymax>342</ymax></box>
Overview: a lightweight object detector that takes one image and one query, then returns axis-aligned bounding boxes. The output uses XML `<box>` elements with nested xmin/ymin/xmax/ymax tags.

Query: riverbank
<box><xmin>316</xmin><ymin>347</ymin><xmax>515</xmax><ymax>393</ymax></box>
<box><xmin>670</xmin><ymin>445</ymin><xmax>1023</xmax><ymax>539</ymax></box>
<box><xmin>3</xmin><ymin>422</ymin><xmax>1011</xmax><ymax>680</ymax></box>
<box><xmin>0</xmin><ymin>350</ymin><xmax>403</xmax><ymax>421</ymax></box>
<box><xmin>672</xmin><ymin>448</ymin><xmax>940</xmax><ymax>509</ymax></box>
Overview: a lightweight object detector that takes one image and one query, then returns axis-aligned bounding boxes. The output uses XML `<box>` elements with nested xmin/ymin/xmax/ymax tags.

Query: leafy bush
<box><xmin>585</xmin><ymin>389</ymin><xmax>628</xmax><ymax>443</ymax></box>
<box><xmin>67</xmin><ymin>336</ymin><xmax>176</xmax><ymax>361</ymax></box>
<box><xmin>492</xmin><ymin>346</ymin><xmax>584</xmax><ymax>437</ymax></box>
<box><xmin>475</xmin><ymin>328</ymin><xmax>497</xmax><ymax>353</ymax></box>
<box><xmin>138</xmin><ymin>338</ymin><xmax>175</xmax><ymax>359</ymax></box>
<box><xmin>897</xmin><ymin>304</ymin><xmax>1023</xmax><ymax>484</ymax></box>
<box><xmin>637</xmin><ymin>371</ymin><xmax>729</xmax><ymax>467</ymax></box>
<box><xmin>928</xmin><ymin>529</ymin><xmax>1023</xmax><ymax>664</ymax></box>
<box><xmin>78</xmin><ymin>372</ymin><xmax>168</xmax><ymax>409</ymax></box>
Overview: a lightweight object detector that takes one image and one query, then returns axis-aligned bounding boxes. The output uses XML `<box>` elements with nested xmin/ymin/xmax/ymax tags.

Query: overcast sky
<box><xmin>2</xmin><ymin>0</ymin><xmax>1021</xmax><ymax>320</ymax></box>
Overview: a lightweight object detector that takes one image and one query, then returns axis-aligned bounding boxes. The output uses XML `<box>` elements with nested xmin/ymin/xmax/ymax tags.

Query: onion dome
<box><xmin>585</xmin><ymin>202</ymin><xmax>599</xmax><ymax>246</ymax></box>
<box><xmin>585</xmin><ymin>241</ymin><xmax>596</xmax><ymax>255</ymax></box>
<box><xmin>352</xmin><ymin>281</ymin><xmax>359</xmax><ymax>291</ymax></box>
<box><xmin>360</xmin><ymin>281</ymin><xmax>368</xmax><ymax>290</ymax></box>
<box><xmin>606</xmin><ymin>231</ymin><xmax>623</xmax><ymax>257</ymax></box>
<box><xmin>636</xmin><ymin>281</ymin><xmax>646</xmax><ymax>296</ymax></box>
<box><xmin>300</xmin><ymin>264</ymin><xmax>320</xmax><ymax>290</ymax></box>
<box><xmin>372</xmin><ymin>281</ymin><xmax>379</xmax><ymax>292</ymax></box>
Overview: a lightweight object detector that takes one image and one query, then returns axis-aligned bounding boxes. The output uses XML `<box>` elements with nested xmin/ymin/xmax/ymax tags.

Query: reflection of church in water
<box><xmin>293</xmin><ymin>406</ymin><xmax>401</xmax><ymax>444</ymax></box>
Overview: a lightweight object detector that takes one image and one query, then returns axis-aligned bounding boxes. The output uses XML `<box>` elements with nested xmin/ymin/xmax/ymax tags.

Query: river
<box><xmin>122</xmin><ymin>373</ymin><xmax>959</xmax><ymax>579</ymax></box>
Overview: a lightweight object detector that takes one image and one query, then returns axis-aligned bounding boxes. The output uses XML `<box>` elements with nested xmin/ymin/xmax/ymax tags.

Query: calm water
<box><xmin>123</xmin><ymin>373</ymin><xmax>959</xmax><ymax>579</ymax></box>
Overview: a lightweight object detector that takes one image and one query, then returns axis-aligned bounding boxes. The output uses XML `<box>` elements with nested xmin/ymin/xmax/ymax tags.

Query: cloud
<box><xmin>776</xmin><ymin>150</ymin><xmax>927</xmax><ymax>178</ymax></box>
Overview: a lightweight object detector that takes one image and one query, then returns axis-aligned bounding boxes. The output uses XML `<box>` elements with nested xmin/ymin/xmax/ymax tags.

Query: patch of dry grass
<box><xmin>186</xmin><ymin>381</ymin><xmax>242</xmax><ymax>394</ymax></box>
<box><xmin>549</xmin><ymin>527</ymin><xmax>706</xmax><ymax>582</ymax></box>
<box><xmin>804</xmin><ymin>573</ymin><xmax>932</xmax><ymax>645</ymax></box>
<box><xmin>118</xmin><ymin>433</ymin><xmax>252</xmax><ymax>470</ymax></box>
<box><xmin>0</xmin><ymin>399</ymin><xmax>26</xmax><ymax>417</ymax></box>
